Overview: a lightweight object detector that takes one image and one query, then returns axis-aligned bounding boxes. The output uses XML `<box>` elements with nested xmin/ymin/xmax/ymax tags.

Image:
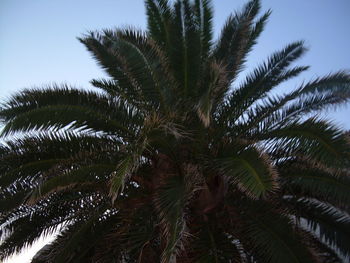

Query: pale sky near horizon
<box><xmin>0</xmin><ymin>0</ymin><xmax>349</xmax><ymax>262</ymax></box>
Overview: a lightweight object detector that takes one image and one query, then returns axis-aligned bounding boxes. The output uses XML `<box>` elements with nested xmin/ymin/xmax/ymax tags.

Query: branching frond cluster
<box><xmin>1</xmin><ymin>0</ymin><xmax>350</xmax><ymax>262</ymax></box>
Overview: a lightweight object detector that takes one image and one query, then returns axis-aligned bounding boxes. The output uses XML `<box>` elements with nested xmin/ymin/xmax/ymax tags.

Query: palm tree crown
<box><xmin>1</xmin><ymin>0</ymin><xmax>350</xmax><ymax>262</ymax></box>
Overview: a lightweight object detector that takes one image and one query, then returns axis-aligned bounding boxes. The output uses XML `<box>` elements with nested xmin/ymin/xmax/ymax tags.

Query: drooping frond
<box><xmin>154</xmin><ymin>175</ymin><xmax>191</xmax><ymax>262</ymax></box>
<box><xmin>0</xmin><ymin>86</ymin><xmax>139</xmax><ymax>137</ymax></box>
<box><xmin>279</xmin><ymin>162</ymin><xmax>350</xmax><ymax>209</ymax></box>
<box><xmin>216</xmin><ymin>145</ymin><xmax>278</xmax><ymax>199</ymax></box>
<box><xmin>260</xmin><ymin>118</ymin><xmax>350</xmax><ymax>167</ymax></box>
<box><xmin>0</xmin><ymin>0</ymin><xmax>349</xmax><ymax>262</ymax></box>
<box><xmin>0</xmin><ymin>191</ymin><xmax>106</xmax><ymax>261</ymax></box>
<box><xmin>238</xmin><ymin>201</ymin><xmax>314</xmax><ymax>263</ymax></box>
<box><xmin>285</xmin><ymin>197</ymin><xmax>350</xmax><ymax>258</ymax></box>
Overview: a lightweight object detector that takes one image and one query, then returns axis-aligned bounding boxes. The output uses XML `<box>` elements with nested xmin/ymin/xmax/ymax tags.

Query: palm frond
<box><xmin>193</xmin><ymin>0</ymin><xmax>213</xmax><ymax>61</ymax></box>
<box><xmin>0</xmin><ymin>86</ymin><xmax>137</xmax><ymax>137</ymax></box>
<box><xmin>280</xmin><ymin>164</ymin><xmax>350</xmax><ymax>208</ymax></box>
<box><xmin>0</xmin><ymin>191</ymin><xmax>105</xmax><ymax>261</ymax></box>
<box><xmin>260</xmin><ymin>118</ymin><xmax>350</xmax><ymax>167</ymax></box>
<box><xmin>1</xmin><ymin>0</ymin><xmax>349</xmax><ymax>261</ymax></box>
<box><xmin>213</xmin><ymin>0</ymin><xmax>261</xmax><ymax>82</ymax></box>
<box><xmin>220</xmin><ymin>41</ymin><xmax>308</xmax><ymax>124</ymax></box>
<box><xmin>145</xmin><ymin>0</ymin><xmax>172</xmax><ymax>48</ymax></box>
<box><xmin>216</xmin><ymin>146</ymin><xmax>278</xmax><ymax>199</ymax></box>
<box><xmin>154</xmin><ymin>174</ymin><xmax>198</xmax><ymax>263</ymax></box>
<box><xmin>285</xmin><ymin>197</ymin><xmax>350</xmax><ymax>258</ymax></box>
<box><xmin>28</xmin><ymin>164</ymin><xmax>115</xmax><ymax>204</ymax></box>
<box><xmin>239</xmin><ymin>202</ymin><xmax>314</xmax><ymax>263</ymax></box>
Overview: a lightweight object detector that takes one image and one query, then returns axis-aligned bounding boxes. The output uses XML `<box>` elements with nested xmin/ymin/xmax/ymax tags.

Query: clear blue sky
<box><xmin>0</xmin><ymin>1</ymin><xmax>349</xmax><ymax>261</ymax></box>
<box><xmin>1</xmin><ymin>0</ymin><xmax>349</xmax><ymax>129</ymax></box>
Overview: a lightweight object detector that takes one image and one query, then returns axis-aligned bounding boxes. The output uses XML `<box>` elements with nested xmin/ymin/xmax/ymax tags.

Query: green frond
<box><xmin>145</xmin><ymin>0</ymin><xmax>172</xmax><ymax>47</ymax></box>
<box><xmin>245</xmin><ymin>9</ymin><xmax>271</xmax><ymax>54</ymax></box>
<box><xmin>0</xmin><ymin>131</ymin><xmax>120</xmax><ymax>183</ymax></box>
<box><xmin>0</xmin><ymin>86</ymin><xmax>136</xmax><ymax>137</ymax></box>
<box><xmin>284</xmin><ymin>93</ymin><xmax>350</xmax><ymax>123</ymax></box>
<box><xmin>239</xmin><ymin>202</ymin><xmax>314</xmax><ymax>263</ymax></box>
<box><xmin>109</xmin><ymin>157</ymin><xmax>132</xmax><ymax>203</ymax></box>
<box><xmin>104</xmin><ymin>29</ymin><xmax>167</xmax><ymax>109</ymax></box>
<box><xmin>78</xmin><ymin>31</ymin><xmax>134</xmax><ymax>86</ymax></box>
<box><xmin>298</xmin><ymin>71</ymin><xmax>350</xmax><ymax>95</ymax></box>
<box><xmin>0</xmin><ymin>192</ymin><xmax>105</xmax><ymax>261</ymax></box>
<box><xmin>0</xmin><ymin>191</ymin><xmax>30</xmax><ymax>216</ymax></box>
<box><xmin>182</xmin><ymin>0</ymin><xmax>203</xmax><ymax>98</ymax></box>
<box><xmin>0</xmin><ymin>159</ymin><xmax>60</xmax><ymax>190</ymax></box>
<box><xmin>216</xmin><ymin>146</ymin><xmax>278</xmax><ymax>199</ymax></box>
<box><xmin>281</xmin><ymin>71</ymin><xmax>350</xmax><ymax>120</ymax></box>
<box><xmin>196</xmin><ymin>61</ymin><xmax>228</xmax><ymax>127</ymax></box>
<box><xmin>227</xmin><ymin>71</ymin><xmax>349</xmax><ymax>135</ymax></box>
<box><xmin>0</xmin><ymin>158</ymin><xmax>65</xmax><ymax>213</ymax></box>
<box><xmin>193</xmin><ymin>0</ymin><xmax>214</xmax><ymax>60</ymax></box>
<box><xmin>0</xmin><ymin>86</ymin><xmax>131</xmax><ymax>125</ymax></box>
<box><xmin>28</xmin><ymin>164</ymin><xmax>115</xmax><ymax>204</ymax></box>
<box><xmin>213</xmin><ymin>0</ymin><xmax>261</xmax><ymax>81</ymax></box>
<box><xmin>305</xmin><ymin>235</ymin><xmax>344</xmax><ymax>263</ymax></box>
<box><xmin>260</xmin><ymin>118</ymin><xmax>350</xmax><ymax>167</ymax></box>
<box><xmin>112</xmin><ymin>28</ymin><xmax>178</xmax><ymax>107</ymax></box>
<box><xmin>1</xmin><ymin>0</ymin><xmax>349</xmax><ymax>261</ymax></box>
<box><xmin>285</xmin><ymin>197</ymin><xmax>350</xmax><ymax>258</ymax></box>
<box><xmin>154</xmin><ymin>175</ymin><xmax>192</xmax><ymax>262</ymax></box>
<box><xmin>82</xmin><ymin>28</ymin><xmax>182</xmax><ymax>112</ymax></box>
<box><xmin>233</xmin><ymin>94</ymin><xmax>294</xmax><ymax>135</ymax></box>
<box><xmin>189</xmin><ymin>224</ymin><xmax>241</xmax><ymax>262</ymax></box>
<box><xmin>196</xmin><ymin>88</ymin><xmax>213</xmax><ymax>127</ymax></box>
<box><xmin>222</xmin><ymin>41</ymin><xmax>308</xmax><ymax>123</ymax></box>
<box><xmin>0</xmin><ymin>132</ymin><xmax>120</xmax><ymax>213</ymax></box>
<box><xmin>34</xmin><ymin>208</ymin><xmax>119</xmax><ymax>263</ymax></box>
<box><xmin>1</xmin><ymin>131</ymin><xmax>120</xmax><ymax>162</ymax></box>
<box><xmin>119</xmin><ymin>203</ymin><xmax>158</xmax><ymax>261</ymax></box>
<box><xmin>50</xmin><ymin>216</ymin><xmax>98</xmax><ymax>263</ymax></box>
<box><xmin>280</xmin><ymin>164</ymin><xmax>350</xmax><ymax>207</ymax></box>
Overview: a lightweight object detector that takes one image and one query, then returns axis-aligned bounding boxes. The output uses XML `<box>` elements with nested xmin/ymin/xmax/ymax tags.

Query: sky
<box><xmin>0</xmin><ymin>0</ymin><xmax>349</xmax><ymax>262</ymax></box>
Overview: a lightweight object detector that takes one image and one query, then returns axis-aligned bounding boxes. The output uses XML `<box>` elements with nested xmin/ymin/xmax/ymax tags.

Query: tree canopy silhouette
<box><xmin>1</xmin><ymin>0</ymin><xmax>350</xmax><ymax>262</ymax></box>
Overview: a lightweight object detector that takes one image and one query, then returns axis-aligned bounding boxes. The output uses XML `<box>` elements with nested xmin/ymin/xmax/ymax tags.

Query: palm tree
<box><xmin>1</xmin><ymin>0</ymin><xmax>350</xmax><ymax>262</ymax></box>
